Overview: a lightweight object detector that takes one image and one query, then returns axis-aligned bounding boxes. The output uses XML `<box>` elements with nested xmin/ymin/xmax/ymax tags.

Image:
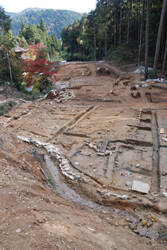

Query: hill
<box><xmin>6</xmin><ymin>12</ymin><xmax>18</xmax><ymax>18</ymax></box>
<box><xmin>7</xmin><ymin>8</ymin><xmax>82</xmax><ymax>38</ymax></box>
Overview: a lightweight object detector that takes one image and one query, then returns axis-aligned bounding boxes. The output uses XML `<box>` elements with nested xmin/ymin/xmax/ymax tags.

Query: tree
<box><xmin>0</xmin><ymin>8</ymin><xmax>16</xmax><ymax>84</ymax></box>
<box><xmin>16</xmin><ymin>36</ymin><xmax>28</xmax><ymax>48</ymax></box>
<box><xmin>153</xmin><ymin>0</ymin><xmax>167</xmax><ymax>72</ymax></box>
<box><xmin>127</xmin><ymin>0</ymin><xmax>133</xmax><ymax>44</ymax></box>
<box><xmin>40</xmin><ymin>18</ymin><xmax>47</xmax><ymax>33</ymax></box>
<box><xmin>61</xmin><ymin>0</ymin><xmax>166</xmax><ymax>68</ymax></box>
<box><xmin>22</xmin><ymin>43</ymin><xmax>57</xmax><ymax>90</ymax></box>
<box><xmin>162</xmin><ymin>34</ymin><xmax>167</xmax><ymax>75</ymax></box>
<box><xmin>138</xmin><ymin>0</ymin><xmax>145</xmax><ymax>66</ymax></box>
<box><xmin>145</xmin><ymin>0</ymin><xmax>150</xmax><ymax>79</ymax></box>
<box><xmin>0</xmin><ymin>7</ymin><xmax>11</xmax><ymax>34</ymax></box>
<box><xmin>61</xmin><ymin>19</ymin><xmax>85</xmax><ymax>60</ymax></box>
<box><xmin>18</xmin><ymin>20</ymin><xmax>60</xmax><ymax>61</ymax></box>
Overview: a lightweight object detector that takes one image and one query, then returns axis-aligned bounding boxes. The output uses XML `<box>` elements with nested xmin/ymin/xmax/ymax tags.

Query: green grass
<box><xmin>0</xmin><ymin>101</ymin><xmax>17</xmax><ymax>116</ymax></box>
<box><xmin>48</xmin><ymin>175</ymin><xmax>54</xmax><ymax>187</ymax></box>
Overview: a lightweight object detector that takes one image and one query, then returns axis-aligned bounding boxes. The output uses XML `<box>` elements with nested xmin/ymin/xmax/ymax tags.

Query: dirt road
<box><xmin>0</xmin><ymin>62</ymin><xmax>167</xmax><ymax>249</ymax></box>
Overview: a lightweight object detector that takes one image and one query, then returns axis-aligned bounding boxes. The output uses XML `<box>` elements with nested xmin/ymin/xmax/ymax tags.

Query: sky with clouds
<box><xmin>0</xmin><ymin>0</ymin><xmax>96</xmax><ymax>13</ymax></box>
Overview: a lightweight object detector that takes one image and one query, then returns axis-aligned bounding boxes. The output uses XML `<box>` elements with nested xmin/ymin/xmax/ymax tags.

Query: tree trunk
<box><xmin>138</xmin><ymin>0</ymin><xmax>141</xmax><ymax>42</ymax></box>
<box><xmin>119</xmin><ymin>7</ymin><xmax>122</xmax><ymax>45</ymax></box>
<box><xmin>114</xmin><ymin>12</ymin><xmax>117</xmax><ymax>47</ymax></box>
<box><xmin>93</xmin><ymin>24</ymin><xmax>96</xmax><ymax>61</ymax></box>
<box><xmin>153</xmin><ymin>0</ymin><xmax>167</xmax><ymax>72</ymax></box>
<box><xmin>99</xmin><ymin>40</ymin><xmax>102</xmax><ymax>59</ymax></box>
<box><xmin>116</xmin><ymin>11</ymin><xmax>118</xmax><ymax>47</ymax></box>
<box><xmin>162</xmin><ymin>34</ymin><xmax>167</xmax><ymax>76</ymax></box>
<box><xmin>104</xmin><ymin>29</ymin><xmax>107</xmax><ymax>59</ymax></box>
<box><xmin>145</xmin><ymin>0</ymin><xmax>150</xmax><ymax>79</ymax></box>
<box><xmin>127</xmin><ymin>14</ymin><xmax>130</xmax><ymax>44</ymax></box>
<box><xmin>7</xmin><ymin>51</ymin><xmax>13</xmax><ymax>84</ymax></box>
<box><xmin>138</xmin><ymin>0</ymin><xmax>145</xmax><ymax>66</ymax></box>
<box><xmin>127</xmin><ymin>1</ymin><xmax>132</xmax><ymax>44</ymax></box>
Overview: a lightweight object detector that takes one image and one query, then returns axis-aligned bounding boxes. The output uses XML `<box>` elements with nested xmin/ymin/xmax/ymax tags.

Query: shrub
<box><xmin>0</xmin><ymin>101</ymin><xmax>17</xmax><ymax>116</ymax></box>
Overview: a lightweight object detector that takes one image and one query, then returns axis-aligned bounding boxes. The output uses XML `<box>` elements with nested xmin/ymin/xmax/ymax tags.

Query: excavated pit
<box><xmin>0</xmin><ymin>62</ymin><xmax>167</xmax><ymax>246</ymax></box>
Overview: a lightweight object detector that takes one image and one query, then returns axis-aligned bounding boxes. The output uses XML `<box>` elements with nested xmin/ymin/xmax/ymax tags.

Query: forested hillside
<box><xmin>62</xmin><ymin>0</ymin><xmax>167</xmax><ymax>76</ymax></box>
<box><xmin>0</xmin><ymin>6</ymin><xmax>61</xmax><ymax>94</ymax></box>
<box><xmin>1</xmin><ymin>1</ymin><xmax>167</xmax><ymax>86</ymax></box>
<box><xmin>8</xmin><ymin>8</ymin><xmax>82</xmax><ymax>38</ymax></box>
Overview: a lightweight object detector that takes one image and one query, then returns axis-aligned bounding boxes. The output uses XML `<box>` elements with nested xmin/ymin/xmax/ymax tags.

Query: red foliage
<box><xmin>23</xmin><ymin>57</ymin><xmax>56</xmax><ymax>76</ymax></box>
<box><xmin>29</xmin><ymin>43</ymin><xmax>46</xmax><ymax>57</ymax></box>
<box><xmin>22</xmin><ymin>43</ymin><xmax>57</xmax><ymax>77</ymax></box>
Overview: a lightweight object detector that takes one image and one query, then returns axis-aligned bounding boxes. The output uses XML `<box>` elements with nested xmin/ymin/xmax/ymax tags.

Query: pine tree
<box><xmin>40</xmin><ymin>18</ymin><xmax>47</xmax><ymax>33</ymax></box>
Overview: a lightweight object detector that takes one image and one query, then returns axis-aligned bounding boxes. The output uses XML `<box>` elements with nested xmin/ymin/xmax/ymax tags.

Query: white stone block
<box><xmin>132</xmin><ymin>180</ymin><xmax>150</xmax><ymax>194</ymax></box>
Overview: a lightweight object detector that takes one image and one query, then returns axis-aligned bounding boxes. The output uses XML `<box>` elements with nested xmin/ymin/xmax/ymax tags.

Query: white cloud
<box><xmin>0</xmin><ymin>0</ymin><xmax>96</xmax><ymax>13</ymax></box>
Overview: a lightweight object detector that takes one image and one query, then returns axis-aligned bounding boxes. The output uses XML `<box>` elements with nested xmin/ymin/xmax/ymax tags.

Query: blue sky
<box><xmin>0</xmin><ymin>0</ymin><xmax>96</xmax><ymax>13</ymax></box>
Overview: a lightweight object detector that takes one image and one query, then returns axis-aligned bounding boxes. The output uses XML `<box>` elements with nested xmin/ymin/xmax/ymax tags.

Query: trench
<box><xmin>41</xmin><ymin>153</ymin><xmax>167</xmax><ymax>215</ymax></box>
<box><xmin>43</xmin><ymin>154</ymin><xmax>98</xmax><ymax>209</ymax></box>
<box><xmin>151</xmin><ymin>112</ymin><xmax>160</xmax><ymax>193</ymax></box>
<box><xmin>18</xmin><ymin>135</ymin><xmax>167</xmax><ymax>215</ymax></box>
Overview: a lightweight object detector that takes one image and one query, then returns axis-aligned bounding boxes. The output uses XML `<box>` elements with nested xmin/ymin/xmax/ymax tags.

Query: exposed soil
<box><xmin>0</xmin><ymin>61</ymin><xmax>167</xmax><ymax>249</ymax></box>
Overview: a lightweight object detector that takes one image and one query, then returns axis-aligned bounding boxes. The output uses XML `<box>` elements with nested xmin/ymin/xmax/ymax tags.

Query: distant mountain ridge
<box><xmin>7</xmin><ymin>8</ymin><xmax>82</xmax><ymax>38</ymax></box>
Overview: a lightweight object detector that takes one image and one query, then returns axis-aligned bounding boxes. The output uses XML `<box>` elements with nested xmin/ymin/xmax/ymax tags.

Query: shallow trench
<box><xmin>43</xmin><ymin>154</ymin><xmax>98</xmax><ymax>209</ymax></box>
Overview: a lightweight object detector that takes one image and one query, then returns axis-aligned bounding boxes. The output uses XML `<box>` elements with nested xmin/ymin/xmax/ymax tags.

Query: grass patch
<box><xmin>48</xmin><ymin>175</ymin><xmax>54</xmax><ymax>187</ymax></box>
<box><xmin>0</xmin><ymin>101</ymin><xmax>17</xmax><ymax>116</ymax></box>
